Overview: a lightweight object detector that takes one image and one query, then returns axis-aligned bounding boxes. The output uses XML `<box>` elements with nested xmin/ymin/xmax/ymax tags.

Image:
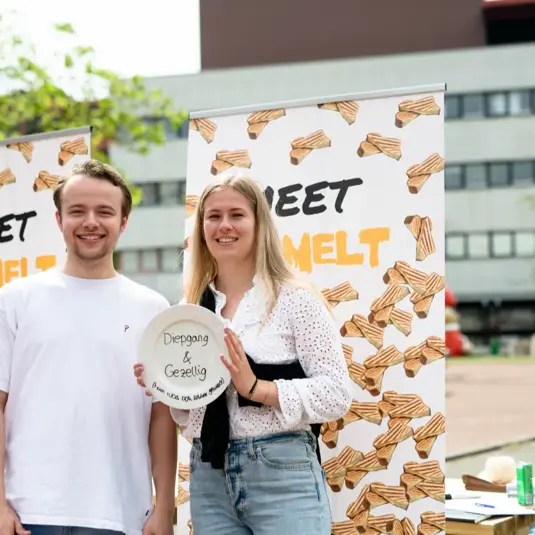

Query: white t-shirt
<box><xmin>0</xmin><ymin>269</ymin><xmax>170</xmax><ymax>535</ymax></box>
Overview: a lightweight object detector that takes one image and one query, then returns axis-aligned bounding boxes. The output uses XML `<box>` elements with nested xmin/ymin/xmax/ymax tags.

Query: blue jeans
<box><xmin>22</xmin><ymin>527</ymin><xmax>124</xmax><ymax>535</ymax></box>
<box><xmin>189</xmin><ymin>430</ymin><xmax>331</xmax><ymax>535</ymax></box>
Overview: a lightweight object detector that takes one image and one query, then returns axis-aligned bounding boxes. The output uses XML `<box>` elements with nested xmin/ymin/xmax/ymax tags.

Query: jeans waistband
<box><xmin>192</xmin><ymin>430</ymin><xmax>316</xmax><ymax>453</ymax></box>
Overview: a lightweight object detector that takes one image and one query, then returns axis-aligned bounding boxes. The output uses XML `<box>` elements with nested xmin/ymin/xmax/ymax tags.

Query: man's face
<box><xmin>55</xmin><ymin>175</ymin><xmax>127</xmax><ymax>263</ymax></box>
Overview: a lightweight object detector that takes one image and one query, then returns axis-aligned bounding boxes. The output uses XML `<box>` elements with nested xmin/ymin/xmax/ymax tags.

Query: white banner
<box><xmin>182</xmin><ymin>85</ymin><xmax>446</xmax><ymax>533</ymax></box>
<box><xmin>0</xmin><ymin>127</ymin><xmax>92</xmax><ymax>288</ymax></box>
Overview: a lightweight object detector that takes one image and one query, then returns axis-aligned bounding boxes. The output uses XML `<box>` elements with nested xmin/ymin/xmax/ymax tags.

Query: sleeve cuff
<box><xmin>272</xmin><ymin>379</ymin><xmax>304</xmax><ymax>427</ymax></box>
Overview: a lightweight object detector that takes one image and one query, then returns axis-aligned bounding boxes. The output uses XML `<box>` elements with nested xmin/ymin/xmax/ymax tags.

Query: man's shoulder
<box><xmin>118</xmin><ymin>275</ymin><xmax>170</xmax><ymax>311</ymax></box>
<box><xmin>0</xmin><ymin>270</ymin><xmax>58</xmax><ymax>301</ymax></box>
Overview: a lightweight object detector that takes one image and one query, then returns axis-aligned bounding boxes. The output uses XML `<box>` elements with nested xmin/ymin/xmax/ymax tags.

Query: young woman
<box><xmin>134</xmin><ymin>174</ymin><xmax>353</xmax><ymax>535</ymax></box>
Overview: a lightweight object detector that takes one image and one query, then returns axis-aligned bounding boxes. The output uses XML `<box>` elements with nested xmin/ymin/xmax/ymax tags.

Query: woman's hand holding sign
<box><xmin>222</xmin><ymin>328</ymin><xmax>280</xmax><ymax>409</ymax></box>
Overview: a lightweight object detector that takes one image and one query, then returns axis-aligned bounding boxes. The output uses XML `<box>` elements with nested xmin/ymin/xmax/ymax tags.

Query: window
<box><xmin>445</xmin><ymin>161</ymin><xmax>535</xmax><ymax>190</ymax></box>
<box><xmin>140</xmin><ymin>250</ymin><xmax>159</xmax><ymax>272</ymax></box>
<box><xmin>514</xmin><ymin>231</ymin><xmax>535</xmax><ymax>257</ymax></box>
<box><xmin>488</xmin><ymin>163</ymin><xmax>509</xmax><ymax>187</ymax></box>
<box><xmin>177</xmin><ymin>180</ymin><xmax>187</xmax><ymax>204</ymax></box>
<box><xmin>509</xmin><ymin>90</ymin><xmax>532</xmax><ymax>116</ymax></box>
<box><xmin>162</xmin><ymin>248</ymin><xmax>182</xmax><ymax>272</ymax></box>
<box><xmin>160</xmin><ymin>182</ymin><xmax>181</xmax><ymax>205</ymax></box>
<box><xmin>444</xmin><ymin>87</ymin><xmax>535</xmax><ymax>120</ymax></box>
<box><xmin>468</xmin><ymin>234</ymin><xmax>489</xmax><ymax>259</ymax></box>
<box><xmin>139</xmin><ymin>183</ymin><xmax>159</xmax><ymax>206</ymax></box>
<box><xmin>458</xmin><ymin>306</ymin><xmax>487</xmax><ymax>332</ymax></box>
<box><xmin>491</xmin><ymin>232</ymin><xmax>513</xmax><ymax>257</ymax></box>
<box><xmin>119</xmin><ymin>251</ymin><xmax>138</xmax><ymax>272</ymax></box>
<box><xmin>177</xmin><ymin>121</ymin><xmax>189</xmax><ymax>138</ymax></box>
<box><xmin>447</xmin><ymin>231</ymin><xmax>535</xmax><ymax>260</ymax></box>
<box><xmin>464</xmin><ymin>164</ymin><xmax>487</xmax><ymax>189</ymax></box>
<box><xmin>497</xmin><ymin>306</ymin><xmax>535</xmax><ymax>333</ymax></box>
<box><xmin>462</xmin><ymin>94</ymin><xmax>485</xmax><ymax>118</ymax></box>
<box><xmin>512</xmin><ymin>161</ymin><xmax>534</xmax><ymax>187</ymax></box>
<box><xmin>445</xmin><ymin>165</ymin><xmax>463</xmax><ymax>190</ymax></box>
<box><xmin>487</xmin><ymin>92</ymin><xmax>508</xmax><ymax>117</ymax></box>
<box><xmin>445</xmin><ymin>96</ymin><xmax>461</xmax><ymax>119</ymax></box>
<box><xmin>446</xmin><ymin>234</ymin><xmax>466</xmax><ymax>259</ymax></box>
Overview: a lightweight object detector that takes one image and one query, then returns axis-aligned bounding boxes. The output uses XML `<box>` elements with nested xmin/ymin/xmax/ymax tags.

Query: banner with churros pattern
<box><xmin>0</xmin><ymin>127</ymin><xmax>91</xmax><ymax>288</ymax></box>
<box><xmin>183</xmin><ymin>84</ymin><xmax>446</xmax><ymax>535</ymax></box>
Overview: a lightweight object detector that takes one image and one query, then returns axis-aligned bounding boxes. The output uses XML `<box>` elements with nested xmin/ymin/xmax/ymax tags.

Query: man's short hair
<box><xmin>53</xmin><ymin>159</ymin><xmax>133</xmax><ymax>218</ymax></box>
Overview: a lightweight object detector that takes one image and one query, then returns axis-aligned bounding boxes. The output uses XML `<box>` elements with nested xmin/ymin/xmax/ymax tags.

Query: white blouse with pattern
<box><xmin>171</xmin><ymin>279</ymin><xmax>353</xmax><ymax>440</ymax></box>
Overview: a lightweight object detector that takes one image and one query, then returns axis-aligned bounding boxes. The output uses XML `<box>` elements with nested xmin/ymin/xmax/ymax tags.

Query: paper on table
<box><xmin>446</xmin><ymin>491</ymin><xmax>535</xmax><ymax>516</ymax></box>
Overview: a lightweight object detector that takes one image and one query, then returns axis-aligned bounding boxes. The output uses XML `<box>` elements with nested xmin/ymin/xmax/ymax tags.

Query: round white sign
<box><xmin>138</xmin><ymin>304</ymin><xmax>231</xmax><ymax>410</ymax></box>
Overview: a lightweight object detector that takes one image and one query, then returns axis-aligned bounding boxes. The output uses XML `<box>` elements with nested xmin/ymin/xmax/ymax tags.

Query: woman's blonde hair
<box><xmin>183</xmin><ymin>174</ymin><xmax>324</xmax><ymax>316</ymax></box>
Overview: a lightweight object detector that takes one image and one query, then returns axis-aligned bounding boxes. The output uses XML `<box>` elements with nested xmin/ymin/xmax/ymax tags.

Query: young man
<box><xmin>0</xmin><ymin>160</ymin><xmax>177</xmax><ymax>535</ymax></box>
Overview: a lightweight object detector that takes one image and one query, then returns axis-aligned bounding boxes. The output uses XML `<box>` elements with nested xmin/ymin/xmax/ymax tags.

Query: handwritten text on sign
<box><xmin>152</xmin><ymin>329</ymin><xmax>226</xmax><ymax>404</ymax></box>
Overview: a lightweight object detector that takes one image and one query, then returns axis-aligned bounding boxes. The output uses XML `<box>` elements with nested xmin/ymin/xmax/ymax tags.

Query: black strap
<box><xmin>199</xmin><ymin>287</ymin><xmax>321</xmax><ymax>469</ymax></box>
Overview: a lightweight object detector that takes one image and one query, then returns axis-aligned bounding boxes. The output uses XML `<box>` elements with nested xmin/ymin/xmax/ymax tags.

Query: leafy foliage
<box><xmin>0</xmin><ymin>11</ymin><xmax>186</xmax><ymax>203</ymax></box>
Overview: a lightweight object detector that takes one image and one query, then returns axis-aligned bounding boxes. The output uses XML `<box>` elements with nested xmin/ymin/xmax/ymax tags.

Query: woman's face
<box><xmin>202</xmin><ymin>188</ymin><xmax>256</xmax><ymax>266</ymax></box>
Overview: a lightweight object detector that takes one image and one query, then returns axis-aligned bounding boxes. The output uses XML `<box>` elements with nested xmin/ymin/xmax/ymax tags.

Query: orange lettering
<box><xmin>359</xmin><ymin>228</ymin><xmax>390</xmax><ymax>268</ymax></box>
<box><xmin>20</xmin><ymin>257</ymin><xmax>28</xmax><ymax>277</ymax></box>
<box><xmin>282</xmin><ymin>228</ymin><xmax>390</xmax><ymax>273</ymax></box>
<box><xmin>4</xmin><ymin>260</ymin><xmax>19</xmax><ymax>284</ymax></box>
<box><xmin>335</xmin><ymin>231</ymin><xmax>364</xmax><ymax>265</ymax></box>
<box><xmin>282</xmin><ymin>234</ymin><xmax>312</xmax><ymax>273</ymax></box>
<box><xmin>312</xmin><ymin>234</ymin><xmax>336</xmax><ymax>265</ymax></box>
<box><xmin>36</xmin><ymin>255</ymin><xmax>57</xmax><ymax>272</ymax></box>
<box><xmin>0</xmin><ymin>256</ymin><xmax>57</xmax><ymax>287</ymax></box>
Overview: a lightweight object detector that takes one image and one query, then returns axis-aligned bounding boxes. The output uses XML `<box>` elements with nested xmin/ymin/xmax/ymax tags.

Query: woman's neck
<box><xmin>215</xmin><ymin>260</ymin><xmax>256</xmax><ymax>297</ymax></box>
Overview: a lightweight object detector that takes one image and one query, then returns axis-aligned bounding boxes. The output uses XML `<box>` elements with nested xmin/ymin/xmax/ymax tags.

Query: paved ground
<box><xmin>446</xmin><ymin>357</ymin><xmax>535</xmax><ymax>475</ymax></box>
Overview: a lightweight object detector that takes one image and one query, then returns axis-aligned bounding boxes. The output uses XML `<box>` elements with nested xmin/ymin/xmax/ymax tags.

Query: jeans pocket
<box><xmin>189</xmin><ymin>443</ymin><xmax>201</xmax><ymax>474</ymax></box>
<box><xmin>320</xmin><ymin>468</ymin><xmax>332</xmax><ymax>514</ymax></box>
<box><xmin>256</xmin><ymin>440</ymin><xmax>312</xmax><ymax>470</ymax></box>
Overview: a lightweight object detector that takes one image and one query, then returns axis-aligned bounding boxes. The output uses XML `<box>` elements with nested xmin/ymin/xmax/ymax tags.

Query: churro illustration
<box><xmin>58</xmin><ymin>137</ymin><xmax>89</xmax><ymax>166</ymax></box>
<box><xmin>380</xmin><ymin>392</ymin><xmax>431</xmax><ymax>422</ymax></box>
<box><xmin>323</xmin><ymin>445</ymin><xmax>364</xmax><ymax>492</ymax></box>
<box><xmin>404</xmin><ymin>215</ymin><xmax>436</xmax><ymax>261</ymax></box>
<box><xmin>318</xmin><ymin>100</ymin><xmax>359</xmax><ymax>125</ymax></box>
<box><xmin>413</xmin><ymin>413</ymin><xmax>446</xmax><ymax>459</ymax></box>
<box><xmin>403</xmin><ymin>337</ymin><xmax>446</xmax><ymax>378</ymax></box>
<box><xmin>290</xmin><ymin>130</ymin><xmax>331</xmax><ymax>165</ymax></box>
<box><xmin>370</xmin><ymin>483</ymin><xmax>409</xmax><ymax>510</ymax></box>
<box><xmin>342</xmin><ymin>344</ymin><xmax>354</xmax><ymax>365</ymax></box>
<box><xmin>331</xmin><ymin>520</ymin><xmax>358</xmax><ymax>535</ymax></box>
<box><xmin>406</xmin><ymin>153</ymin><xmax>445</xmax><ymax>194</ymax></box>
<box><xmin>7</xmin><ymin>142</ymin><xmax>34</xmax><ymax>163</ymax></box>
<box><xmin>395</xmin><ymin>96</ymin><xmax>441</xmax><ymax>128</ymax></box>
<box><xmin>0</xmin><ymin>168</ymin><xmax>16</xmax><ymax>190</ymax></box>
<box><xmin>357</xmin><ymin>133</ymin><xmax>402</xmax><ymax>160</ymax></box>
<box><xmin>185</xmin><ymin>194</ymin><xmax>199</xmax><ymax>217</ymax></box>
<box><xmin>401</xmin><ymin>461</ymin><xmax>445</xmax><ymax>505</ymax></box>
<box><xmin>419</xmin><ymin>512</ymin><xmax>445</xmax><ymax>533</ymax></box>
<box><xmin>175</xmin><ymin>485</ymin><xmax>190</xmax><ymax>506</ymax></box>
<box><xmin>190</xmin><ymin>118</ymin><xmax>217</xmax><ymax>143</ymax></box>
<box><xmin>210</xmin><ymin>149</ymin><xmax>252</xmax><ymax>175</ymax></box>
<box><xmin>321</xmin><ymin>281</ymin><xmax>358</xmax><ymax>307</ymax></box>
<box><xmin>340</xmin><ymin>314</ymin><xmax>384</xmax><ymax>350</ymax></box>
<box><xmin>382</xmin><ymin>262</ymin><xmax>445</xmax><ymax>319</ymax></box>
<box><xmin>178</xmin><ymin>463</ymin><xmax>190</xmax><ymax>482</ymax></box>
<box><xmin>33</xmin><ymin>171</ymin><xmax>61</xmax><ymax>192</ymax></box>
<box><xmin>247</xmin><ymin>109</ymin><xmax>285</xmax><ymax>139</ymax></box>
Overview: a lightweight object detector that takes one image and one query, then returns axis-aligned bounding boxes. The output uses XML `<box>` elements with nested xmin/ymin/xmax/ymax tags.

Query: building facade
<box><xmin>110</xmin><ymin>40</ymin><xmax>535</xmax><ymax>345</ymax></box>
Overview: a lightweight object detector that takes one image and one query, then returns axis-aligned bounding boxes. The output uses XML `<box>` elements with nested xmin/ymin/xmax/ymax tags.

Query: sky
<box><xmin>0</xmin><ymin>0</ymin><xmax>201</xmax><ymax>80</ymax></box>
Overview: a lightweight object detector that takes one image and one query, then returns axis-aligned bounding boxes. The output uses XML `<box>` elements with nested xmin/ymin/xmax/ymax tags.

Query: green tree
<box><xmin>0</xmin><ymin>10</ymin><xmax>186</xmax><ymax>203</ymax></box>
